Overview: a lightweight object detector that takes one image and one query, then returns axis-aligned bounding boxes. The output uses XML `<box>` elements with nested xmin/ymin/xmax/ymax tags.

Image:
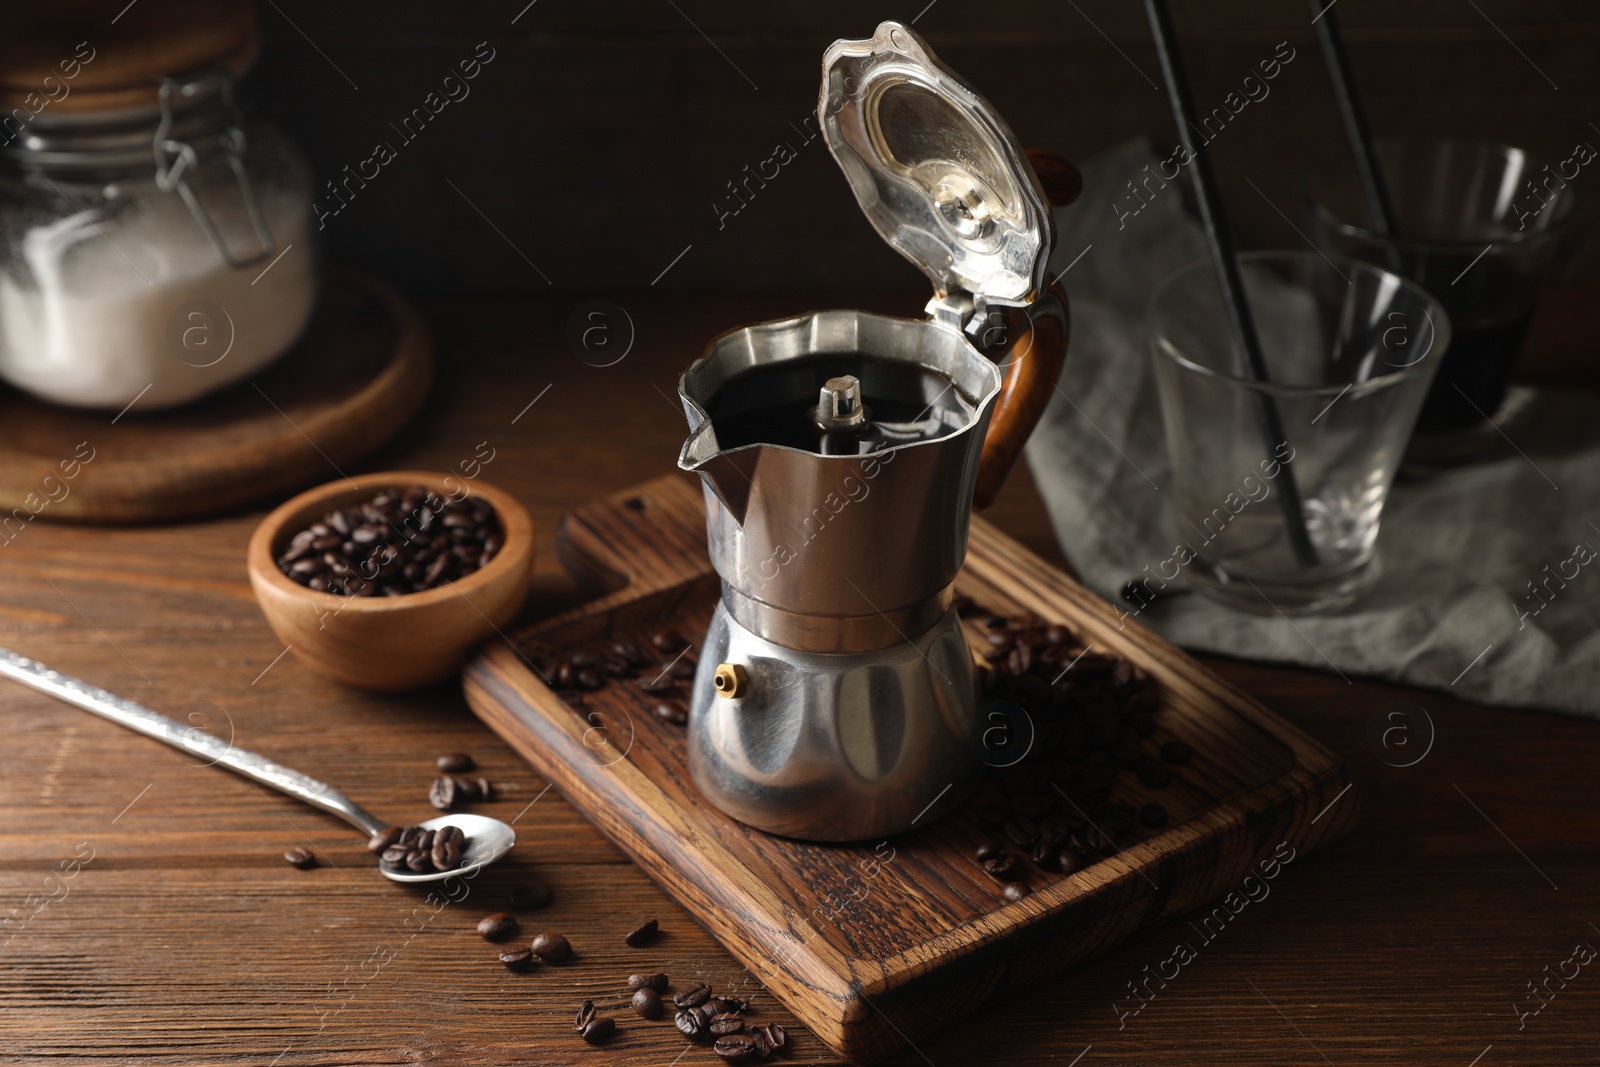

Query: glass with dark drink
<box><xmin>1304</xmin><ymin>137</ymin><xmax>1577</xmax><ymax>461</ymax></box>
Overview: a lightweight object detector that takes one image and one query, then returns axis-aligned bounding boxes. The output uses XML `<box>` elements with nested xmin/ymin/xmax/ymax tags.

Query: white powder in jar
<box><xmin>0</xmin><ymin>178</ymin><xmax>316</xmax><ymax>411</ymax></box>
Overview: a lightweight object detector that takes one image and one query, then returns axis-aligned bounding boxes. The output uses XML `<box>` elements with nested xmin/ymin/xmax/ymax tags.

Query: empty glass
<box><xmin>1303</xmin><ymin>137</ymin><xmax>1576</xmax><ymax>460</ymax></box>
<box><xmin>1146</xmin><ymin>252</ymin><xmax>1449</xmax><ymax>614</ymax></box>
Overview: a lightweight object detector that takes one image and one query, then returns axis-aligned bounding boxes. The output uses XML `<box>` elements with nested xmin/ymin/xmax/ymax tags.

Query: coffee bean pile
<box><xmin>276</xmin><ymin>485</ymin><xmax>504</xmax><ymax>596</ymax></box>
<box><xmin>477</xmin><ymin>892</ymin><xmax>558</xmax><ymax>971</ymax></box>
<box><xmin>569</xmin><ymin>971</ymin><xmax>788</xmax><ymax>1060</ymax></box>
<box><xmin>958</xmin><ymin>602</ymin><xmax>1189</xmax><ymax>896</ymax></box>
<box><xmin>368</xmin><ymin>823</ymin><xmax>468</xmax><ymax>874</ymax></box>
<box><xmin>530</xmin><ymin>627</ymin><xmax>698</xmax><ymax>727</ymax></box>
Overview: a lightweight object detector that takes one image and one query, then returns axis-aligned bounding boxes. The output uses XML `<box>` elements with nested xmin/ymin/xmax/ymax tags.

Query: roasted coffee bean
<box><xmin>714</xmin><ymin>1034</ymin><xmax>758</xmax><ymax>1062</ymax></box>
<box><xmin>405</xmin><ymin>849</ymin><xmax>431</xmax><ymax>873</ymax></box>
<box><xmin>508</xmin><ymin>884</ymin><xmax>554</xmax><ymax>910</ymax></box>
<box><xmin>428</xmin><ymin>776</ymin><xmax>458</xmax><ymax>811</ymax></box>
<box><xmin>1058</xmin><ymin>848</ymin><xmax>1085</xmax><ymax>875</ymax></box>
<box><xmin>674</xmin><ymin>982</ymin><xmax>712</xmax><ymax>1009</ymax></box>
<box><xmin>1160</xmin><ymin>740</ymin><xmax>1194</xmax><ymax>765</ymax></box>
<box><xmin>367</xmin><ymin>826</ymin><xmax>403</xmax><ymax>854</ymax></box>
<box><xmin>708</xmin><ymin>1012</ymin><xmax>745</xmax><ymax>1036</ymax></box>
<box><xmin>632</xmin><ymin>987</ymin><xmax>664</xmax><ymax>1020</ymax></box>
<box><xmin>431</xmin><ymin>825</ymin><xmax>463</xmax><ymax>870</ymax></box>
<box><xmin>624</xmin><ymin>918</ymin><xmax>659</xmax><ymax>947</ymax></box>
<box><xmin>982</xmin><ymin>852</ymin><xmax>1016</xmax><ymax>878</ymax></box>
<box><xmin>751</xmin><ymin>1028</ymin><xmax>772</xmax><ymax>1057</ymax></box>
<box><xmin>477</xmin><ymin>912</ymin><xmax>519</xmax><ymax>942</ymax></box>
<box><xmin>581</xmin><ymin>1016</ymin><xmax>616</xmax><ymax>1045</ymax></box>
<box><xmin>765</xmin><ymin>1023</ymin><xmax>788</xmax><ymax>1051</ymax></box>
<box><xmin>380</xmin><ymin>845</ymin><xmax>410</xmax><ymax>866</ymax></box>
<box><xmin>629</xmin><ymin>972</ymin><xmax>669</xmax><ymax>992</ymax></box>
<box><xmin>283</xmin><ymin>846</ymin><xmax>315</xmax><ymax>869</ymax></box>
<box><xmin>610</xmin><ymin>640</ymin><xmax>647</xmax><ymax>666</ymax></box>
<box><xmin>655</xmin><ymin>700</ymin><xmax>690</xmax><ymax>725</ymax></box>
<box><xmin>576</xmin><ymin>668</ymin><xmax>603</xmax><ymax>690</ymax></box>
<box><xmin>574</xmin><ymin>999</ymin><xmax>596</xmax><ymax>1032</ymax></box>
<box><xmin>650</xmin><ymin>628</ymin><xmax>684</xmax><ymax>651</ymax></box>
<box><xmin>974</xmin><ymin>841</ymin><xmax>1004</xmax><ymax>862</ymax></box>
<box><xmin>499</xmin><ymin>947</ymin><xmax>536</xmax><ymax>972</ymax></box>
<box><xmin>638</xmin><ymin>672</ymin><xmax>678</xmax><ymax>694</ymax></box>
<box><xmin>1139</xmin><ymin>803</ymin><xmax>1168</xmax><ymax>828</ymax></box>
<box><xmin>1002</xmin><ymin>882</ymin><xmax>1030</xmax><ymax>902</ymax></box>
<box><xmin>531</xmin><ymin>932</ymin><xmax>572</xmax><ymax>962</ymax></box>
<box><xmin>1003</xmin><ymin>817</ymin><xmax>1037</xmax><ymax>847</ymax></box>
<box><xmin>474</xmin><ymin>777</ymin><xmax>494</xmax><ymax>802</ymax></box>
<box><xmin>436</xmin><ymin>752</ymin><xmax>475</xmax><ymax>773</ymax></box>
<box><xmin>669</xmin><ymin>657</ymin><xmax>697</xmax><ymax>680</ymax></box>
<box><xmin>675</xmin><ymin>1008</ymin><xmax>709</xmax><ymax>1040</ymax></box>
<box><xmin>1138</xmin><ymin>759</ymin><xmax>1172</xmax><ymax>789</ymax></box>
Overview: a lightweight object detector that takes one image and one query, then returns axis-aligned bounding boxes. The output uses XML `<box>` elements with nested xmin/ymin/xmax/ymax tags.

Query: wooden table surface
<box><xmin>2</xmin><ymin>288</ymin><xmax>1596</xmax><ymax>1067</ymax></box>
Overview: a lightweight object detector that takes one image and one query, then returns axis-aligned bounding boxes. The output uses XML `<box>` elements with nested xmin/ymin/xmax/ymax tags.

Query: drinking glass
<box><xmin>1303</xmin><ymin>137</ymin><xmax>1576</xmax><ymax>461</ymax></box>
<box><xmin>1146</xmin><ymin>251</ymin><xmax>1448</xmax><ymax>614</ymax></box>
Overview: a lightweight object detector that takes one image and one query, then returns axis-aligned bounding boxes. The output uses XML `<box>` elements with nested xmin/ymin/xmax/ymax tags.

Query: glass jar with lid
<box><xmin>0</xmin><ymin>0</ymin><xmax>318</xmax><ymax>410</ymax></box>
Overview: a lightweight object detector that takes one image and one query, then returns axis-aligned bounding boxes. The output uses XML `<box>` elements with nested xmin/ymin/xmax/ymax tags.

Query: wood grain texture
<box><xmin>462</xmin><ymin>474</ymin><xmax>1357</xmax><ymax>1062</ymax></box>
<box><xmin>0</xmin><ymin>269</ymin><xmax>433</xmax><ymax>525</ymax></box>
<box><xmin>0</xmin><ymin>289</ymin><xmax>1594</xmax><ymax>1066</ymax></box>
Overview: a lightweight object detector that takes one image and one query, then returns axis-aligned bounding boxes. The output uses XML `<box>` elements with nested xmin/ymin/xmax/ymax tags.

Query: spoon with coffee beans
<box><xmin>0</xmin><ymin>648</ymin><xmax>516</xmax><ymax>884</ymax></box>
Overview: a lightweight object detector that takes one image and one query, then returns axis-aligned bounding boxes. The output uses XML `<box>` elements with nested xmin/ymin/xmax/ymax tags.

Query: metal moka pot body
<box><xmin>677</xmin><ymin>309</ymin><xmax>1001</xmax><ymax>840</ymax></box>
<box><xmin>673</xmin><ymin>19</ymin><xmax>1061</xmax><ymax>840</ymax></box>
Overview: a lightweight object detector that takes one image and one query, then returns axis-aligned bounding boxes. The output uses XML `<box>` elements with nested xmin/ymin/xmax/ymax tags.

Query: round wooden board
<box><xmin>0</xmin><ymin>268</ymin><xmax>433</xmax><ymax>525</ymax></box>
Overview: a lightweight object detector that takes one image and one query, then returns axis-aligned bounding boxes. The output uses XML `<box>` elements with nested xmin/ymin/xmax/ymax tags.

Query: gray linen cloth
<box><xmin>1025</xmin><ymin>139</ymin><xmax>1600</xmax><ymax>716</ymax></box>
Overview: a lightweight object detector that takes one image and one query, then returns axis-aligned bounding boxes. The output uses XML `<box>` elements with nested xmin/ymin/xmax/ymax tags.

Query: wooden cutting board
<box><xmin>463</xmin><ymin>475</ymin><xmax>1358</xmax><ymax>1063</ymax></box>
<box><xmin>0</xmin><ymin>268</ymin><xmax>432</xmax><ymax>525</ymax></box>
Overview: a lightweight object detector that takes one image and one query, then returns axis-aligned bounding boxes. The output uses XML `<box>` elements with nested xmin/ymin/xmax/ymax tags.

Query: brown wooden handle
<box><xmin>973</xmin><ymin>280</ymin><xmax>1070</xmax><ymax>510</ymax></box>
<box><xmin>971</xmin><ymin>150</ymin><xmax>1081</xmax><ymax>511</ymax></box>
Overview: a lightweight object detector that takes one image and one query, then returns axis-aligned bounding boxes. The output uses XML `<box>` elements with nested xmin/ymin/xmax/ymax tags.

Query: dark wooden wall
<box><xmin>256</xmin><ymin>1</ymin><xmax>1600</xmax><ymax>295</ymax></box>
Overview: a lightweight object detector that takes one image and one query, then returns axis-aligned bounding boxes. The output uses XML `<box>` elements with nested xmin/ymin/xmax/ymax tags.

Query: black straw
<box><xmin>1142</xmin><ymin>0</ymin><xmax>1320</xmax><ymax>570</ymax></box>
<box><xmin>1309</xmin><ymin>0</ymin><xmax>1399</xmax><ymax>236</ymax></box>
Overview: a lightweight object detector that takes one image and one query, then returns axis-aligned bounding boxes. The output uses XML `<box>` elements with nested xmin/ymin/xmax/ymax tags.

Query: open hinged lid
<box><xmin>820</xmin><ymin>21</ymin><xmax>1054</xmax><ymax>330</ymax></box>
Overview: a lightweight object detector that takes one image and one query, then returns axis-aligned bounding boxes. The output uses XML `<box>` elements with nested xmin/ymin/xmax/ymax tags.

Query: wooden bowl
<box><xmin>247</xmin><ymin>470</ymin><xmax>535</xmax><ymax>690</ymax></box>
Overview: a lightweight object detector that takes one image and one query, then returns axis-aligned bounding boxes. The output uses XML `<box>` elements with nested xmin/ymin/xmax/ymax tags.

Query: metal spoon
<box><xmin>0</xmin><ymin>648</ymin><xmax>516</xmax><ymax>884</ymax></box>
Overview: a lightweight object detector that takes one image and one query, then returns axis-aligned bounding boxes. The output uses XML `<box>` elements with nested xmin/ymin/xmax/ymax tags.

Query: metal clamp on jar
<box><xmin>0</xmin><ymin>1</ymin><xmax>317</xmax><ymax>410</ymax></box>
<box><xmin>678</xmin><ymin>22</ymin><xmax>1077</xmax><ymax>841</ymax></box>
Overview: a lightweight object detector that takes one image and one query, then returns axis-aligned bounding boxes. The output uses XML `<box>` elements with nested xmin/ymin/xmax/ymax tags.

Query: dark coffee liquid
<box><xmin>706</xmin><ymin>354</ymin><xmax>976</xmax><ymax>455</ymax></box>
<box><xmin>1415</xmin><ymin>313</ymin><xmax>1532</xmax><ymax>431</ymax></box>
<box><xmin>1410</xmin><ymin>256</ymin><xmax>1536</xmax><ymax>433</ymax></box>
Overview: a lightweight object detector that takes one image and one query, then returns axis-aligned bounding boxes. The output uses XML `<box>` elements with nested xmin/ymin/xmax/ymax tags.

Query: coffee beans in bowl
<box><xmin>247</xmin><ymin>471</ymin><xmax>535</xmax><ymax>690</ymax></box>
<box><xmin>275</xmin><ymin>485</ymin><xmax>504</xmax><ymax>596</ymax></box>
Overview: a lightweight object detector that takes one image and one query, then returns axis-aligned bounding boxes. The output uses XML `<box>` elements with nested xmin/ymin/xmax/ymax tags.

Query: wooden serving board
<box><xmin>0</xmin><ymin>268</ymin><xmax>432</xmax><ymax>524</ymax></box>
<box><xmin>463</xmin><ymin>475</ymin><xmax>1358</xmax><ymax>1063</ymax></box>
